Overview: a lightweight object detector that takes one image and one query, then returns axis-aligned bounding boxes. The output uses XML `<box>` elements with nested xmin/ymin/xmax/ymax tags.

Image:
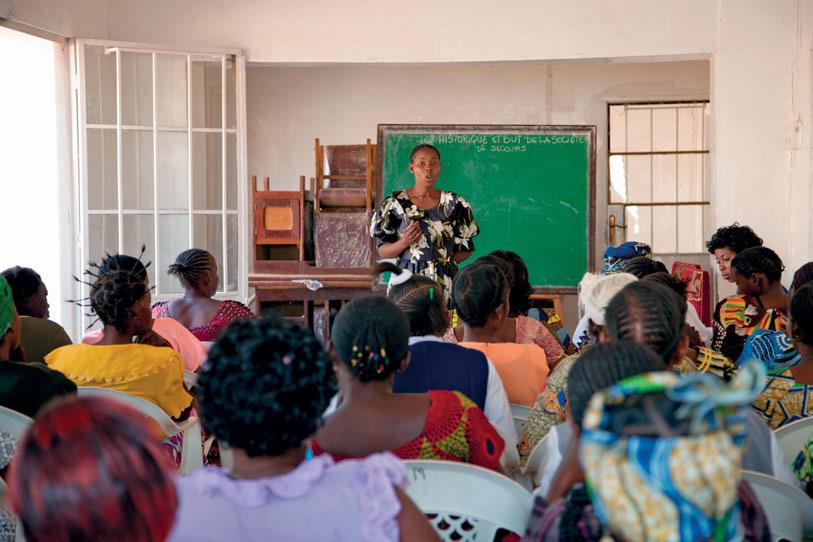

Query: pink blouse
<box><xmin>152</xmin><ymin>300</ymin><xmax>255</xmax><ymax>342</ymax></box>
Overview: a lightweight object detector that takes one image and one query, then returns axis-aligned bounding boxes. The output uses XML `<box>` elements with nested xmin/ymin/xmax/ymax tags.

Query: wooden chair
<box><xmin>741</xmin><ymin>470</ymin><xmax>813</xmax><ymax>541</ymax></box>
<box><xmin>252</xmin><ymin>174</ymin><xmax>309</xmax><ymax>272</ymax></box>
<box><xmin>77</xmin><ymin>387</ymin><xmax>204</xmax><ymax>475</ymax></box>
<box><xmin>403</xmin><ymin>459</ymin><xmax>533</xmax><ymax>541</ymax></box>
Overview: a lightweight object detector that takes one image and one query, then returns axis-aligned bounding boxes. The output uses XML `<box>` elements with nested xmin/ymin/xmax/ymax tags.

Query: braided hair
<box><xmin>623</xmin><ymin>257</ymin><xmax>668</xmax><ymax>279</ymax></box>
<box><xmin>706</xmin><ymin>223</ymin><xmax>763</xmax><ymax>254</ymax></box>
<box><xmin>604</xmin><ymin>281</ymin><xmax>687</xmax><ymax>364</ymax></box>
<box><xmin>790</xmin><ymin>284</ymin><xmax>813</xmax><ymax>346</ymax></box>
<box><xmin>566</xmin><ymin>341</ymin><xmax>665</xmax><ymax>426</ymax></box>
<box><xmin>489</xmin><ymin>250</ymin><xmax>533</xmax><ymax>316</ymax></box>
<box><xmin>380</xmin><ymin>263</ymin><xmax>448</xmax><ymax>337</ymax></box>
<box><xmin>791</xmin><ymin>262</ymin><xmax>813</xmax><ymax>291</ymax></box>
<box><xmin>730</xmin><ymin>246</ymin><xmax>785</xmax><ymax>284</ymax></box>
<box><xmin>331</xmin><ymin>296</ymin><xmax>410</xmax><ymax>383</ymax></box>
<box><xmin>167</xmin><ymin>248</ymin><xmax>212</xmax><ymax>290</ymax></box>
<box><xmin>0</xmin><ymin>266</ymin><xmax>44</xmax><ymax>316</ymax></box>
<box><xmin>641</xmin><ymin>272</ymin><xmax>689</xmax><ymax>299</ymax></box>
<box><xmin>452</xmin><ymin>262</ymin><xmax>507</xmax><ymax>328</ymax></box>
<box><xmin>196</xmin><ymin>316</ymin><xmax>337</xmax><ymax>457</ymax></box>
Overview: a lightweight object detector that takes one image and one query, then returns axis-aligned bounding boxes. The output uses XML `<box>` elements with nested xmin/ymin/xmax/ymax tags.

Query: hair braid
<box><xmin>452</xmin><ymin>263</ymin><xmax>507</xmax><ymax>328</ymax></box>
<box><xmin>791</xmin><ymin>262</ymin><xmax>813</xmax><ymax>291</ymax></box>
<box><xmin>167</xmin><ymin>249</ymin><xmax>212</xmax><ymax>290</ymax></box>
<box><xmin>791</xmin><ymin>283</ymin><xmax>813</xmax><ymax>346</ymax></box>
<box><xmin>380</xmin><ymin>263</ymin><xmax>448</xmax><ymax>337</ymax></box>
<box><xmin>730</xmin><ymin>246</ymin><xmax>785</xmax><ymax>283</ymax></box>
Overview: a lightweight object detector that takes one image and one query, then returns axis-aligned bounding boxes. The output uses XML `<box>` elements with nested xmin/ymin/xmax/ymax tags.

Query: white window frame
<box><xmin>69</xmin><ymin>39</ymin><xmax>249</xmax><ymax>337</ymax></box>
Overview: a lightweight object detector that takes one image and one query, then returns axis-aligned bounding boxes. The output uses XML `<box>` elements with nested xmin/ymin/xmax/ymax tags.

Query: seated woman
<box><xmin>1</xmin><ymin>266</ymin><xmax>71</xmax><ymax>363</ymax></box>
<box><xmin>174</xmin><ymin>316</ymin><xmax>439</xmax><ymax>541</ymax></box>
<box><xmin>8</xmin><ymin>396</ymin><xmax>178</xmax><ymax>542</ymax></box>
<box><xmin>520</xmin><ymin>272</ymin><xmax>636</xmax><ymax>462</ymax></box>
<box><xmin>453</xmin><ymin>262</ymin><xmax>549</xmax><ymax>407</ymax></box>
<box><xmin>82</xmin><ymin>253</ymin><xmax>207</xmax><ymax>372</ymax></box>
<box><xmin>313</xmin><ymin>296</ymin><xmax>504</xmax><ymax>471</ymax></box>
<box><xmin>706</xmin><ymin>222</ymin><xmax>764</xmax><ymax>284</ymax></box>
<box><xmin>712</xmin><ymin>246</ymin><xmax>787</xmax><ymax>360</ymax></box>
<box><xmin>383</xmin><ymin>262</ymin><xmax>517</xmax><ymax>448</ymax></box>
<box><xmin>46</xmin><ymin>259</ymin><xmax>192</xmax><ymax>419</ymax></box>
<box><xmin>152</xmin><ymin>248</ymin><xmax>254</xmax><ymax>342</ymax></box>
<box><xmin>445</xmin><ymin>254</ymin><xmax>565</xmax><ymax>367</ymax></box>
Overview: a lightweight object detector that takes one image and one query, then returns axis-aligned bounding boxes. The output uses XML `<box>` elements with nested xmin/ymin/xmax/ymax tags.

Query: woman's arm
<box><xmin>453</xmin><ymin>250</ymin><xmax>472</xmax><ymax>264</ymax></box>
<box><xmin>394</xmin><ymin>487</ymin><xmax>441</xmax><ymax>542</ymax></box>
<box><xmin>378</xmin><ymin>222</ymin><xmax>422</xmax><ymax>259</ymax></box>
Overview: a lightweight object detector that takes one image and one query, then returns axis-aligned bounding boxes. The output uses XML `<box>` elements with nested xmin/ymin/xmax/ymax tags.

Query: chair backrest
<box><xmin>0</xmin><ymin>406</ymin><xmax>32</xmax><ymax>442</ymax></box>
<box><xmin>510</xmin><ymin>404</ymin><xmax>531</xmax><ymax>436</ymax></box>
<box><xmin>524</xmin><ymin>432</ymin><xmax>556</xmax><ymax>484</ymax></box>
<box><xmin>76</xmin><ymin>387</ymin><xmax>180</xmax><ymax>437</ymax></box>
<box><xmin>492</xmin><ymin>423</ymin><xmax>519</xmax><ymax>471</ymax></box>
<box><xmin>773</xmin><ymin>417</ymin><xmax>813</xmax><ymax>470</ymax></box>
<box><xmin>741</xmin><ymin>470</ymin><xmax>813</xmax><ymax>541</ymax></box>
<box><xmin>403</xmin><ymin>459</ymin><xmax>532</xmax><ymax>542</ymax></box>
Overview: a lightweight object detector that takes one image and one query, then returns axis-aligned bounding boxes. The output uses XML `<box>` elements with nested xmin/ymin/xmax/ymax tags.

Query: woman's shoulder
<box><xmin>218</xmin><ymin>300</ymin><xmax>255</xmax><ymax>319</ymax></box>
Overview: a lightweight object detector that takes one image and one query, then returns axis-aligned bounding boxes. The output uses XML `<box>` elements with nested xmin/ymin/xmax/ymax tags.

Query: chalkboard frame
<box><xmin>376</xmin><ymin>124</ymin><xmax>596</xmax><ymax>294</ymax></box>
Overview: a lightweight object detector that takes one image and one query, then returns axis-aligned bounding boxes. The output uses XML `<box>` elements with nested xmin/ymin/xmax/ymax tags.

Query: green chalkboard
<box><xmin>376</xmin><ymin>125</ymin><xmax>596</xmax><ymax>291</ymax></box>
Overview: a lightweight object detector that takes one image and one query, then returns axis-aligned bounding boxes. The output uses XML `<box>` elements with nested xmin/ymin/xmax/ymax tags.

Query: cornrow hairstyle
<box><xmin>566</xmin><ymin>341</ymin><xmax>665</xmax><ymax>426</ymax></box>
<box><xmin>98</xmin><ymin>253</ymin><xmax>148</xmax><ymax>281</ymax></box>
<box><xmin>331</xmin><ymin>296</ymin><xmax>410</xmax><ymax>383</ymax></box>
<box><xmin>790</xmin><ymin>283</ymin><xmax>813</xmax><ymax>346</ymax></box>
<box><xmin>452</xmin><ymin>262</ymin><xmax>507</xmax><ymax>329</ymax></box>
<box><xmin>473</xmin><ymin>254</ymin><xmax>515</xmax><ymax>291</ymax></box>
<box><xmin>730</xmin><ymin>246</ymin><xmax>785</xmax><ymax>284</ymax></box>
<box><xmin>167</xmin><ymin>248</ymin><xmax>213</xmax><ymax>290</ymax></box>
<box><xmin>604</xmin><ymin>281</ymin><xmax>687</xmax><ymax>363</ymax></box>
<box><xmin>622</xmin><ymin>257</ymin><xmax>668</xmax><ymax>279</ymax></box>
<box><xmin>0</xmin><ymin>266</ymin><xmax>44</xmax><ymax>316</ymax></box>
<box><xmin>379</xmin><ymin>262</ymin><xmax>447</xmax><ymax>337</ymax></box>
<box><xmin>706</xmin><ymin>223</ymin><xmax>764</xmax><ymax>254</ymax></box>
<box><xmin>489</xmin><ymin>250</ymin><xmax>532</xmax><ymax>316</ymax></box>
<box><xmin>196</xmin><ymin>316</ymin><xmax>337</xmax><ymax>457</ymax></box>
<box><xmin>8</xmin><ymin>396</ymin><xmax>177</xmax><ymax>542</ymax></box>
<box><xmin>409</xmin><ymin>143</ymin><xmax>441</xmax><ymax>163</ymax></box>
<box><xmin>791</xmin><ymin>262</ymin><xmax>813</xmax><ymax>291</ymax></box>
<box><xmin>641</xmin><ymin>272</ymin><xmax>689</xmax><ymax>300</ymax></box>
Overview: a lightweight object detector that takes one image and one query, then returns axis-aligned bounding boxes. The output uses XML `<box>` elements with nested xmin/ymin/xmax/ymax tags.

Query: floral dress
<box><xmin>370</xmin><ymin>190</ymin><xmax>478</xmax><ymax>298</ymax></box>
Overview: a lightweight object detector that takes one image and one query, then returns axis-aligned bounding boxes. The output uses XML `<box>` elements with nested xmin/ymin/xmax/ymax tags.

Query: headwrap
<box><xmin>580</xmin><ymin>361</ymin><xmax>765</xmax><ymax>542</ymax></box>
<box><xmin>602</xmin><ymin>241</ymin><xmax>653</xmax><ymax>275</ymax></box>
<box><xmin>0</xmin><ymin>276</ymin><xmax>14</xmax><ymax>337</ymax></box>
<box><xmin>736</xmin><ymin>329</ymin><xmax>801</xmax><ymax>374</ymax></box>
<box><xmin>578</xmin><ymin>272</ymin><xmax>638</xmax><ymax>327</ymax></box>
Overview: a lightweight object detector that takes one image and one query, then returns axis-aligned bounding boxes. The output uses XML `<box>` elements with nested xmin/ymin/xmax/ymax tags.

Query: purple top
<box><xmin>169</xmin><ymin>453</ymin><xmax>406</xmax><ymax>542</ymax></box>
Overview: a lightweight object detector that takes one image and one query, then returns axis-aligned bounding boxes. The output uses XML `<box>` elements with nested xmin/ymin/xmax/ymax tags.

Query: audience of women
<box><xmin>172</xmin><ymin>316</ymin><xmax>439</xmax><ymax>541</ymax></box>
<box><xmin>313</xmin><ymin>295</ymin><xmax>505</xmax><ymax>470</ymax></box>
<box><xmin>452</xmin><ymin>262</ymin><xmax>549</xmax><ymax>407</ymax></box>
<box><xmin>8</xmin><ymin>396</ymin><xmax>178</xmax><ymax>542</ymax></box>
<box><xmin>0</xmin><ymin>275</ymin><xmax>75</xmax><ymax>417</ymax></box>
<box><xmin>383</xmin><ymin>263</ymin><xmax>517</xmax><ymax>448</ymax></box>
<box><xmin>46</xmin><ymin>257</ymin><xmax>192</xmax><ymax>419</ymax></box>
<box><xmin>1</xmin><ymin>265</ymin><xmax>71</xmax><ymax>362</ymax></box>
<box><xmin>152</xmin><ymin>248</ymin><xmax>254</xmax><ymax>342</ymax></box>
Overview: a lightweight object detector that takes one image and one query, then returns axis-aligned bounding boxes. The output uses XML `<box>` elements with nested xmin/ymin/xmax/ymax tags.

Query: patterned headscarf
<box><xmin>0</xmin><ymin>276</ymin><xmax>14</xmax><ymax>337</ymax></box>
<box><xmin>580</xmin><ymin>361</ymin><xmax>765</xmax><ymax>542</ymax></box>
<box><xmin>601</xmin><ymin>241</ymin><xmax>653</xmax><ymax>275</ymax></box>
<box><xmin>736</xmin><ymin>329</ymin><xmax>801</xmax><ymax>374</ymax></box>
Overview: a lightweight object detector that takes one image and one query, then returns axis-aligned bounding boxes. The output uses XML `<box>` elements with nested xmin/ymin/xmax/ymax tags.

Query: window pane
<box><xmin>678</xmin><ymin>205</ymin><xmax>704</xmax><ymax>253</ymax></box>
<box><xmin>87</xmin><ymin>214</ymin><xmax>119</xmax><ymax>267</ymax></box>
<box><xmin>87</xmin><ymin>128</ymin><xmax>117</xmax><ymax>210</ymax></box>
<box><xmin>626</xmin><ymin>108</ymin><xmax>651</xmax><ymax>153</ymax></box>
<box><xmin>122</xmin><ymin>131</ymin><xmax>154</xmax><ymax>210</ymax></box>
<box><xmin>192</xmin><ymin>133</ymin><xmax>222</xmax><ymax>210</ymax></box>
<box><xmin>191</xmin><ymin>56</ymin><xmax>222</xmax><ymax>129</ymax></box>
<box><xmin>84</xmin><ymin>45</ymin><xmax>117</xmax><ymax>124</ymax></box>
<box><xmin>121</xmin><ymin>52</ymin><xmax>152</xmax><ymax>126</ymax></box>
<box><xmin>609</xmin><ymin>155</ymin><xmax>627</xmax><ymax>204</ymax></box>
<box><xmin>226</xmin><ymin>133</ymin><xmax>238</xmax><ymax>210</ymax></box>
<box><xmin>677</xmin><ymin>154</ymin><xmax>704</xmax><ymax>201</ymax></box>
<box><xmin>652</xmin><ymin>205</ymin><xmax>677</xmax><ymax>253</ymax></box>
<box><xmin>122</xmin><ymin>214</ymin><xmax>156</xmax><ymax>287</ymax></box>
<box><xmin>624</xmin><ymin>205</ymin><xmax>652</xmax><ymax>247</ymax></box>
<box><xmin>609</xmin><ymin>105</ymin><xmax>626</xmax><ymax>153</ymax></box>
<box><xmin>227</xmin><ymin>213</ymin><xmax>238</xmax><ymax>292</ymax></box>
<box><xmin>652</xmin><ymin>108</ymin><xmax>677</xmax><ymax>152</ymax></box>
<box><xmin>626</xmin><ymin>155</ymin><xmax>651</xmax><ymax>203</ymax></box>
<box><xmin>678</xmin><ymin>106</ymin><xmax>705</xmax><ymax>151</ymax></box>
<box><xmin>652</xmin><ymin>154</ymin><xmax>677</xmax><ymax>203</ymax></box>
<box><xmin>157</xmin><ymin>132</ymin><xmax>189</xmax><ymax>210</ymax></box>
<box><xmin>193</xmin><ymin>214</ymin><xmax>223</xmax><ymax>291</ymax></box>
<box><xmin>158</xmin><ymin>214</ymin><xmax>189</xmax><ymax>295</ymax></box>
<box><xmin>156</xmin><ymin>54</ymin><xmax>188</xmax><ymax>128</ymax></box>
<box><xmin>226</xmin><ymin>57</ymin><xmax>237</xmax><ymax>130</ymax></box>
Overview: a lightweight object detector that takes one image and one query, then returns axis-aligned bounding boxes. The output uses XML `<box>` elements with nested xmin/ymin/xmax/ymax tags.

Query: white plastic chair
<box><xmin>510</xmin><ymin>404</ymin><xmax>531</xmax><ymax>436</ymax></box>
<box><xmin>515</xmin><ymin>431</ymin><xmax>560</xmax><ymax>492</ymax></box>
<box><xmin>77</xmin><ymin>387</ymin><xmax>203</xmax><ymax>475</ymax></box>
<box><xmin>741</xmin><ymin>470</ymin><xmax>813</xmax><ymax>541</ymax></box>
<box><xmin>492</xmin><ymin>423</ymin><xmax>519</xmax><ymax>472</ymax></box>
<box><xmin>0</xmin><ymin>406</ymin><xmax>32</xmax><ymax>441</ymax></box>
<box><xmin>774</xmin><ymin>417</ymin><xmax>813</xmax><ymax>471</ymax></box>
<box><xmin>0</xmin><ymin>477</ymin><xmax>24</xmax><ymax>542</ymax></box>
<box><xmin>403</xmin><ymin>459</ymin><xmax>533</xmax><ymax>541</ymax></box>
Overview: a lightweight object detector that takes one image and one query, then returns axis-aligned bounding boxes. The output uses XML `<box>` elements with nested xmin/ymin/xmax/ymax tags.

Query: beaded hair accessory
<box><xmin>350</xmin><ymin>344</ymin><xmax>390</xmax><ymax>374</ymax></box>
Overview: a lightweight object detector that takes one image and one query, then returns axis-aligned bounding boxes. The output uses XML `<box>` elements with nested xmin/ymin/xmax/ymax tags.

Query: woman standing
<box><xmin>370</xmin><ymin>144</ymin><xmax>478</xmax><ymax>298</ymax></box>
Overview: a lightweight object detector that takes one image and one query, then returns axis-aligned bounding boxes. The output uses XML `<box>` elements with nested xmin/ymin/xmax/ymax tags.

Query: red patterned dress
<box><xmin>152</xmin><ymin>300</ymin><xmax>255</xmax><ymax>342</ymax></box>
<box><xmin>312</xmin><ymin>390</ymin><xmax>504</xmax><ymax>471</ymax></box>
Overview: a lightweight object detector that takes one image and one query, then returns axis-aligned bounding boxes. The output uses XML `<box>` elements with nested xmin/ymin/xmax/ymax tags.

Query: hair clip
<box><xmin>429</xmin><ymin>287</ymin><xmax>435</xmax><ymax>301</ymax></box>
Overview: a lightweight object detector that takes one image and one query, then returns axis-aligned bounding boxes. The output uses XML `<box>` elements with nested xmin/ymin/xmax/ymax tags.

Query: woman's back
<box><xmin>459</xmin><ymin>342</ymin><xmax>548</xmax><ymax>407</ymax></box>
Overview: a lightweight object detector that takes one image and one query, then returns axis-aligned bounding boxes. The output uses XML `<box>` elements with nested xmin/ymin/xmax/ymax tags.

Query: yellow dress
<box><xmin>46</xmin><ymin>343</ymin><xmax>193</xmax><ymax>418</ymax></box>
